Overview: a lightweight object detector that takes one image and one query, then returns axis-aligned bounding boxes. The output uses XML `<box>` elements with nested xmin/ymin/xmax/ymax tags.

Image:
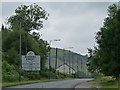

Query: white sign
<box><xmin>22</xmin><ymin>51</ymin><xmax>40</xmax><ymax>71</ymax></box>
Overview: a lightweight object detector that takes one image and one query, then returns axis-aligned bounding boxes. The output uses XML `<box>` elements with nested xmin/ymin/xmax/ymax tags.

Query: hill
<box><xmin>46</xmin><ymin>48</ymin><xmax>88</xmax><ymax>74</ymax></box>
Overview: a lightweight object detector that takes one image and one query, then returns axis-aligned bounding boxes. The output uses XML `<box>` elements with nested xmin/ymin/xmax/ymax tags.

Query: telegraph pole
<box><xmin>69</xmin><ymin>50</ymin><xmax>71</xmax><ymax>75</ymax></box>
<box><xmin>66</xmin><ymin>47</ymin><xmax>73</xmax><ymax>75</ymax></box>
<box><xmin>72</xmin><ymin>52</ymin><xmax>73</xmax><ymax>75</ymax></box>
<box><xmin>55</xmin><ymin>48</ymin><xmax>58</xmax><ymax>79</ymax></box>
<box><xmin>77</xmin><ymin>56</ymin><xmax>79</xmax><ymax>78</ymax></box>
<box><xmin>49</xmin><ymin>39</ymin><xmax>61</xmax><ymax>79</ymax></box>
<box><xmin>49</xmin><ymin>49</ymin><xmax>51</xmax><ymax>79</ymax></box>
<box><xmin>55</xmin><ymin>48</ymin><xmax>58</xmax><ymax>70</ymax></box>
<box><xmin>81</xmin><ymin>58</ymin><xmax>82</xmax><ymax>72</ymax></box>
<box><xmin>117</xmin><ymin>3</ymin><xmax>120</xmax><ymax>89</ymax></box>
<box><xmin>118</xmin><ymin>68</ymin><xmax>120</xmax><ymax>90</ymax></box>
<box><xmin>49</xmin><ymin>40</ymin><xmax>52</xmax><ymax>79</ymax></box>
<box><xmin>19</xmin><ymin>21</ymin><xmax>22</xmax><ymax>82</ymax></box>
<box><xmin>63</xmin><ymin>49</ymin><xmax>65</xmax><ymax>75</ymax></box>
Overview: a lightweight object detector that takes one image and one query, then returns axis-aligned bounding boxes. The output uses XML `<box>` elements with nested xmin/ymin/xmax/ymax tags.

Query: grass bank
<box><xmin>2</xmin><ymin>78</ymin><xmax>72</xmax><ymax>87</ymax></box>
<box><xmin>100</xmin><ymin>76</ymin><xmax>119</xmax><ymax>88</ymax></box>
<box><xmin>92</xmin><ymin>76</ymin><xmax>120</xmax><ymax>89</ymax></box>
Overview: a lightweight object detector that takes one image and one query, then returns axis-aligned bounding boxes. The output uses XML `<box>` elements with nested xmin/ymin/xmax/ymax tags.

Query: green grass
<box><xmin>89</xmin><ymin>76</ymin><xmax>120</xmax><ymax>89</ymax></box>
<box><xmin>99</xmin><ymin>76</ymin><xmax>119</xmax><ymax>88</ymax></box>
<box><xmin>2</xmin><ymin>78</ymin><xmax>72</xmax><ymax>87</ymax></box>
<box><xmin>101</xmin><ymin>80</ymin><xmax>118</xmax><ymax>88</ymax></box>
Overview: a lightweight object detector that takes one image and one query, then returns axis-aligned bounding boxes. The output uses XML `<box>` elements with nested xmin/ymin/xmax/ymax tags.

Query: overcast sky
<box><xmin>2</xmin><ymin>2</ymin><xmax>114</xmax><ymax>55</ymax></box>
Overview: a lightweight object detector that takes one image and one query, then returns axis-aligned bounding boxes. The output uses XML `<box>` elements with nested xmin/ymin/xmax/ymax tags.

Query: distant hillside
<box><xmin>46</xmin><ymin>48</ymin><xmax>88</xmax><ymax>73</ymax></box>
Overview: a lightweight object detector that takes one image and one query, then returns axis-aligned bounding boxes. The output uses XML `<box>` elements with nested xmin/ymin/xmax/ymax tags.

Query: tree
<box><xmin>87</xmin><ymin>3</ymin><xmax>120</xmax><ymax>79</ymax></box>
<box><xmin>2</xmin><ymin>4</ymin><xmax>50</xmax><ymax>81</ymax></box>
<box><xmin>8</xmin><ymin>3</ymin><xmax>49</xmax><ymax>32</ymax></box>
<box><xmin>7</xmin><ymin>3</ymin><xmax>49</xmax><ymax>54</ymax></box>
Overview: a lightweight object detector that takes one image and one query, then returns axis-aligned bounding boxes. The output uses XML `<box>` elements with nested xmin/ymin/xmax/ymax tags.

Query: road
<box><xmin>4</xmin><ymin>79</ymin><xmax>93</xmax><ymax>89</ymax></box>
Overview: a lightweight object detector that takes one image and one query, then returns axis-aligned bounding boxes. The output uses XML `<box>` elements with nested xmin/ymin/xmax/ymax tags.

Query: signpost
<box><xmin>22</xmin><ymin>51</ymin><xmax>40</xmax><ymax>71</ymax></box>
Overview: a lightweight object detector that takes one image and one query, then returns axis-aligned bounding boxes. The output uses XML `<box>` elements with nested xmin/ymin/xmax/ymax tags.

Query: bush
<box><xmin>40</xmin><ymin>70</ymin><xmax>56</xmax><ymax>79</ymax></box>
<box><xmin>2</xmin><ymin>60</ymin><xmax>19</xmax><ymax>82</ymax></box>
<box><xmin>20</xmin><ymin>70</ymin><xmax>41</xmax><ymax>80</ymax></box>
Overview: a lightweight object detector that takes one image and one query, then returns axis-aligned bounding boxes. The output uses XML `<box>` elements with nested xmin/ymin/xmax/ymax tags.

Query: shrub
<box><xmin>2</xmin><ymin>60</ymin><xmax>19</xmax><ymax>82</ymax></box>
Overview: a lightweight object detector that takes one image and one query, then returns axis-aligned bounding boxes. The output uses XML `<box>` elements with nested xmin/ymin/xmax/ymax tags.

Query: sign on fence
<box><xmin>22</xmin><ymin>51</ymin><xmax>40</xmax><ymax>71</ymax></box>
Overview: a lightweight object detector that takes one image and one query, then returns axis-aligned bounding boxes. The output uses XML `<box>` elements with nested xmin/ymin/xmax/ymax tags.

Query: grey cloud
<box><xmin>2</xmin><ymin>2</ymin><xmax>114</xmax><ymax>55</ymax></box>
<box><xmin>2</xmin><ymin>2</ymin><xmax>22</xmax><ymax>16</ymax></box>
<box><xmin>41</xmin><ymin>2</ymin><xmax>111</xmax><ymax>17</ymax></box>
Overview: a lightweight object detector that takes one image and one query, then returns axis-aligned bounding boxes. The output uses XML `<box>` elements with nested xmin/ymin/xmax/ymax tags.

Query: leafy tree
<box><xmin>2</xmin><ymin>4</ymin><xmax>50</xmax><ymax>81</ymax></box>
<box><xmin>8</xmin><ymin>3</ymin><xmax>49</xmax><ymax>32</ymax></box>
<box><xmin>7</xmin><ymin>3</ymin><xmax>49</xmax><ymax>56</ymax></box>
<box><xmin>87</xmin><ymin>3</ymin><xmax>120</xmax><ymax>79</ymax></box>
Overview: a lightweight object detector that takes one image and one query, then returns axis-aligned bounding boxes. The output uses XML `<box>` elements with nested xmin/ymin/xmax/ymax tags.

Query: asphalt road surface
<box><xmin>6</xmin><ymin>78</ymin><xmax>93</xmax><ymax>89</ymax></box>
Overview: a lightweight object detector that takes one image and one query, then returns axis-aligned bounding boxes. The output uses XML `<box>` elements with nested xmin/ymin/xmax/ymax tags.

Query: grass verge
<box><xmin>94</xmin><ymin>76</ymin><xmax>119</xmax><ymax>89</ymax></box>
<box><xmin>2</xmin><ymin>78</ymin><xmax>72</xmax><ymax>87</ymax></box>
<box><xmin>88</xmin><ymin>76</ymin><xmax>120</xmax><ymax>89</ymax></box>
<box><xmin>101</xmin><ymin>80</ymin><xmax>118</xmax><ymax>88</ymax></box>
